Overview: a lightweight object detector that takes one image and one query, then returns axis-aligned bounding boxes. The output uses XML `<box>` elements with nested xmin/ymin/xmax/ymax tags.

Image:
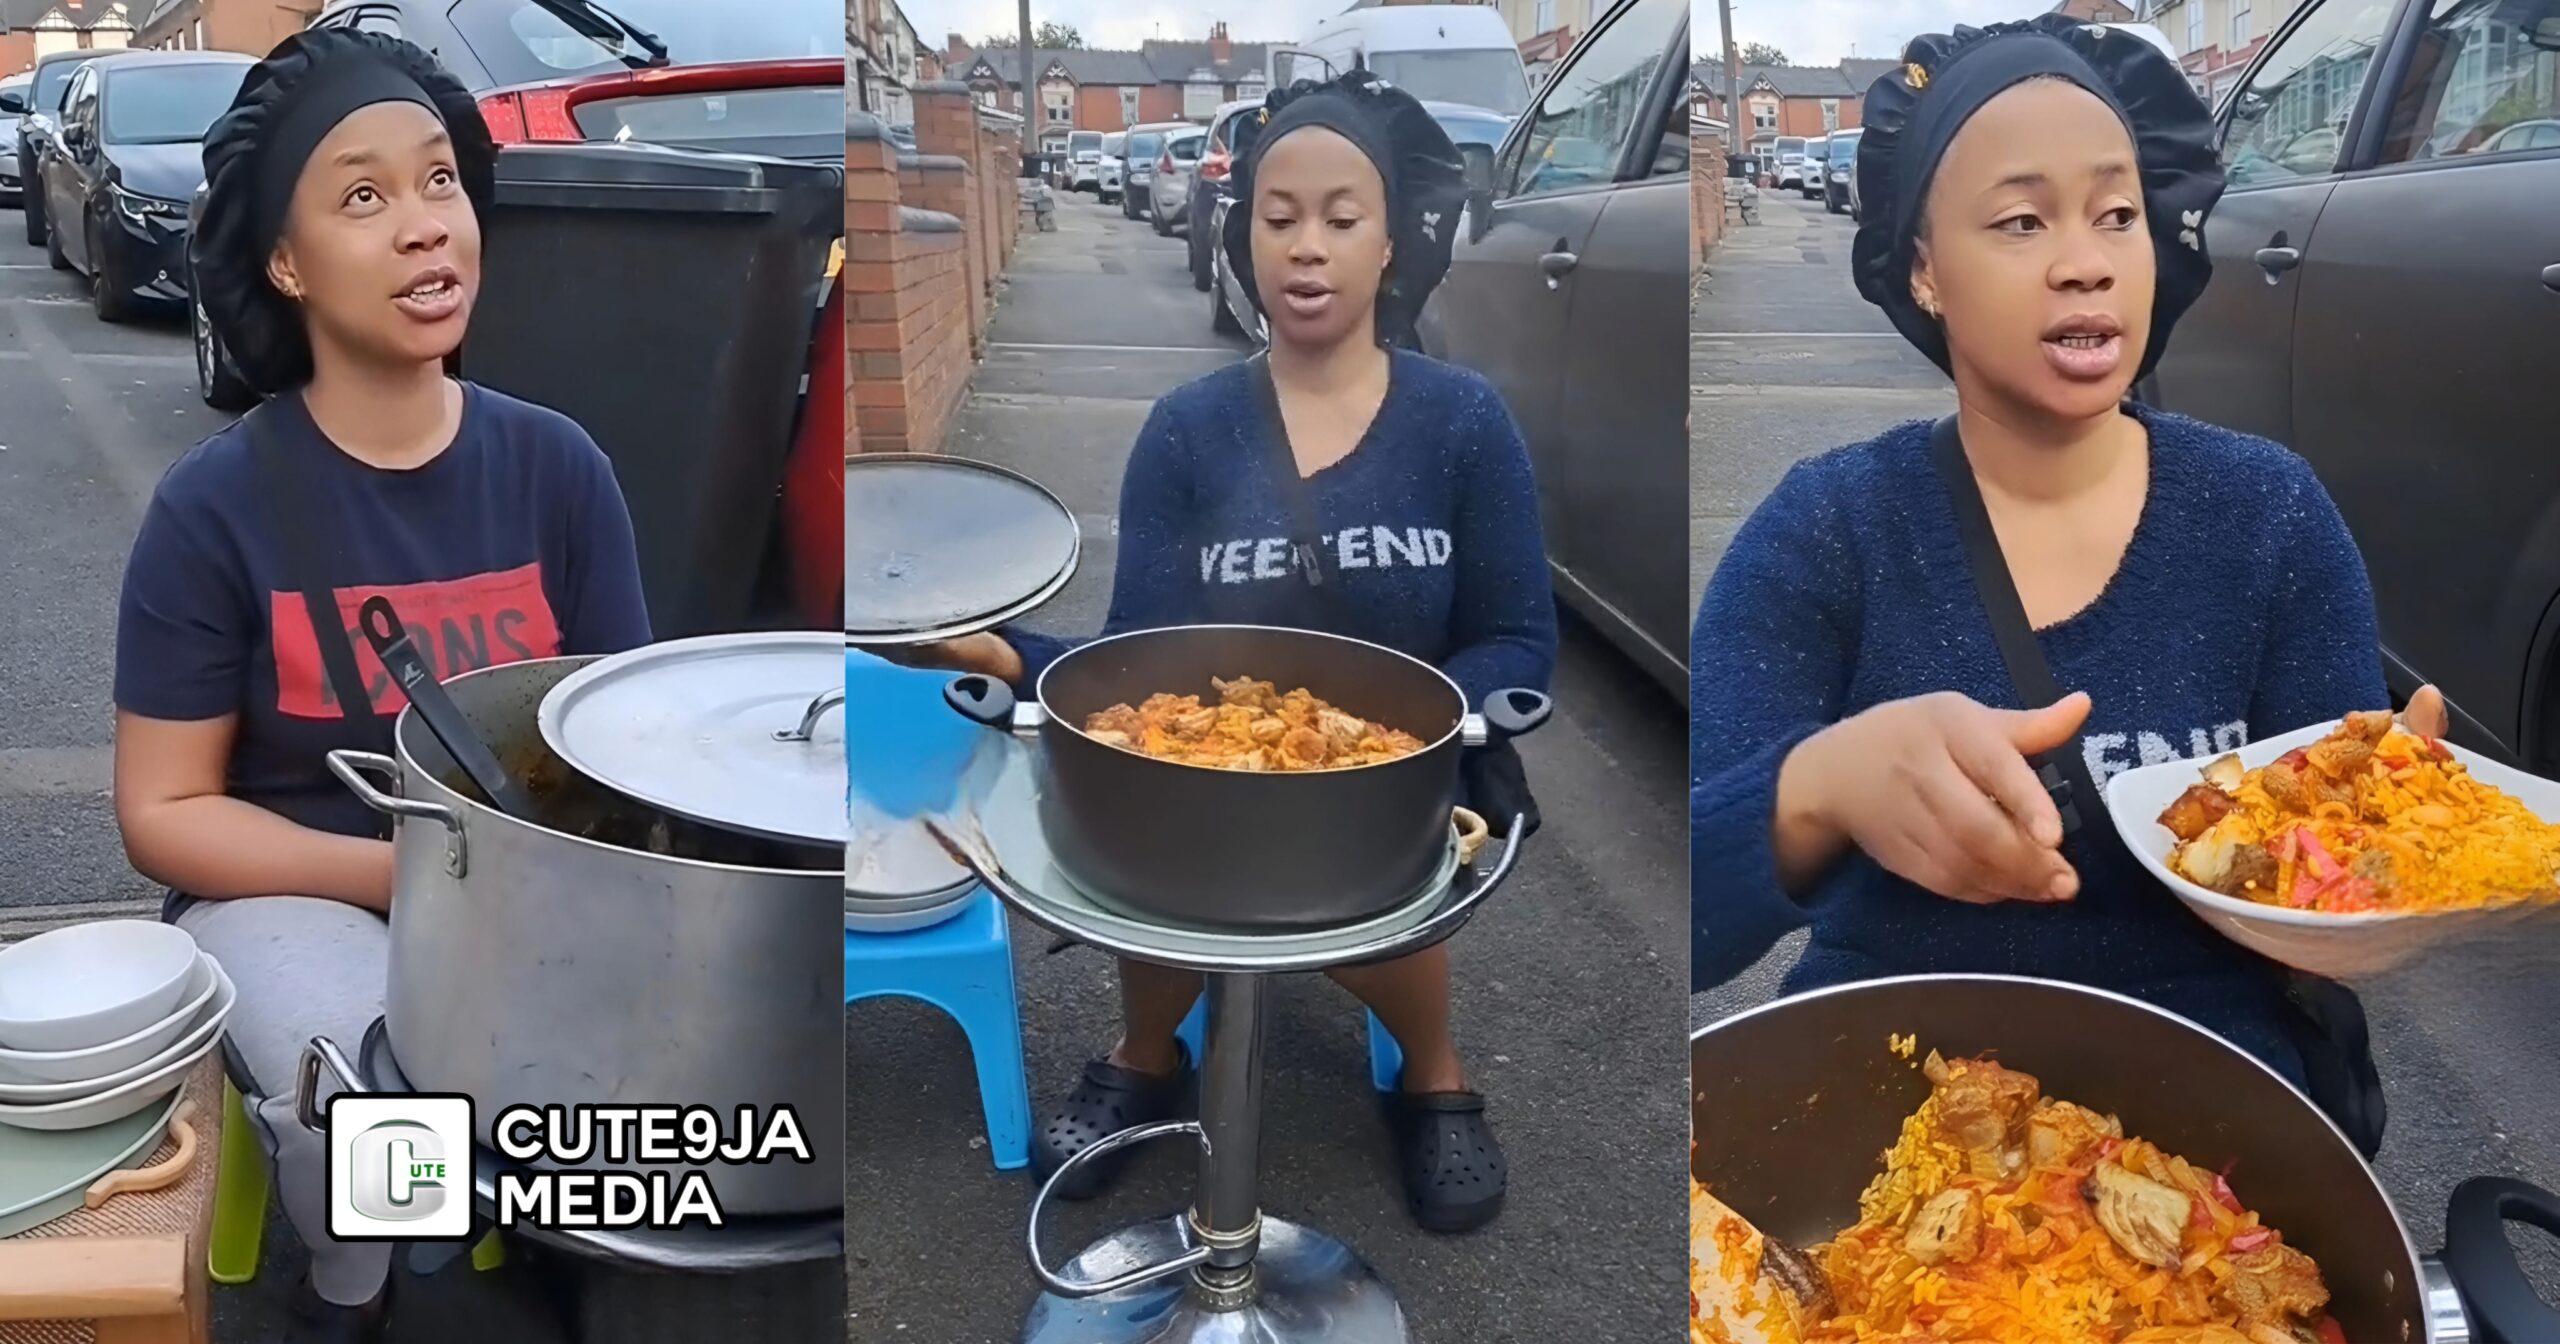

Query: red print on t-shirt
<box><xmin>271</xmin><ymin>564</ymin><xmax>563</xmax><ymax>719</ymax></box>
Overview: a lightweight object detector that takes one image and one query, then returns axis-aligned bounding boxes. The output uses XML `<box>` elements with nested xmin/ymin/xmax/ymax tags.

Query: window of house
<box><xmin>1536</xmin><ymin>0</ymin><xmax>1558</xmax><ymax>30</ymax></box>
<box><xmin>1752</xmin><ymin>99</ymin><xmax>1776</xmax><ymax>130</ymax></box>
<box><xmin>2186</xmin><ymin>0</ymin><xmax>2203</xmax><ymax>53</ymax></box>
<box><xmin>1820</xmin><ymin>97</ymin><xmax>1839</xmax><ymax>130</ymax></box>
<box><xmin>2231</xmin><ymin>0</ymin><xmax>2254</xmax><ymax>48</ymax></box>
<box><xmin>1119</xmin><ymin>85</ymin><xmax>1138</xmax><ymax>126</ymax></box>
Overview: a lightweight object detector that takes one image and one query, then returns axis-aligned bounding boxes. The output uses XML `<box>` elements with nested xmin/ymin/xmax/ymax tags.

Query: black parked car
<box><xmin>2145</xmin><ymin>0</ymin><xmax>2560</xmax><ymax>766</ymax></box>
<box><xmin>36</xmin><ymin>52</ymin><xmax>252</xmax><ymax>324</ymax></box>
<box><xmin>15</xmin><ymin>48</ymin><xmax>114</xmax><ymax>248</ymax></box>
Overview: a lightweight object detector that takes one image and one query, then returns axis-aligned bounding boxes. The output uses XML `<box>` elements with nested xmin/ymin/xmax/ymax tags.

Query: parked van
<box><xmin>1271</xmin><ymin>4</ymin><xmax>1532</xmax><ymax>116</ymax></box>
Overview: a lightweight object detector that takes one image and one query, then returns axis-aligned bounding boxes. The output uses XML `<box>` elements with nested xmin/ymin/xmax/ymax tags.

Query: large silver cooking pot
<box><xmin>328</xmin><ymin>656</ymin><xmax>842</xmax><ymax>1217</ymax></box>
<box><xmin>1692</xmin><ymin>976</ymin><xmax>2560</xmax><ymax>1344</ymax></box>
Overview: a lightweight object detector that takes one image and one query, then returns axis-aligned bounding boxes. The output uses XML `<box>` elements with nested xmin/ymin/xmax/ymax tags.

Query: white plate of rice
<box><xmin>2105</xmin><ymin>717</ymin><xmax>2560</xmax><ymax>979</ymax></box>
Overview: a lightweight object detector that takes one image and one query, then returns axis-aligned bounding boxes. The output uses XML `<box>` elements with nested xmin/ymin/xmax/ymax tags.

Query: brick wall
<box><xmin>843</xmin><ymin>95</ymin><xmax>1025</xmax><ymax>459</ymax></box>
<box><xmin>1691</xmin><ymin>132</ymin><xmax>1723</xmax><ymax>270</ymax></box>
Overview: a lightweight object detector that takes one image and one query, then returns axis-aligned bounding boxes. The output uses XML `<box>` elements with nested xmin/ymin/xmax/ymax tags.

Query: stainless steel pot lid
<box><xmin>846</xmin><ymin>454</ymin><xmax>1080</xmax><ymax>644</ymax></box>
<box><xmin>538</xmin><ymin>632</ymin><xmax>848</xmax><ymax>847</ymax></box>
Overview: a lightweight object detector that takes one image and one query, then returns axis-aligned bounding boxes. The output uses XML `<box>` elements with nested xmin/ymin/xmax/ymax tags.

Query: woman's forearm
<box><xmin>1771</xmin><ymin>727</ymin><xmax>1850</xmax><ymax>893</ymax></box>
<box><xmin>123</xmin><ymin>796</ymin><xmax>394</xmax><ymax>912</ymax></box>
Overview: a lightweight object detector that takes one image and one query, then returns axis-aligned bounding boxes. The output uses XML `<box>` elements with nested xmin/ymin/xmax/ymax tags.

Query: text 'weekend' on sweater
<box><xmin>1007</xmin><ymin>348</ymin><xmax>1559</xmax><ymax>711</ymax></box>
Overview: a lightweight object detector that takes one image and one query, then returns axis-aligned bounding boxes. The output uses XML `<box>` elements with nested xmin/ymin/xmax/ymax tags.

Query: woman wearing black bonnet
<box><xmin>1692</xmin><ymin>14</ymin><xmax>2434</xmax><ymax>1158</ymax></box>
<box><xmin>901</xmin><ymin>70</ymin><xmax>1558</xmax><ymax>1233</ymax></box>
<box><xmin>109</xmin><ymin>29</ymin><xmax>650</xmax><ymax>1340</ymax></box>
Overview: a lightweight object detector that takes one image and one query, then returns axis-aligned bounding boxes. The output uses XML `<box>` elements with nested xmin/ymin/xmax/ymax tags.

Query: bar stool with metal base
<box><xmin>932</xmin><ymin>751</ymin><xmax>1526</xmax><ymax>1344</ymax></box>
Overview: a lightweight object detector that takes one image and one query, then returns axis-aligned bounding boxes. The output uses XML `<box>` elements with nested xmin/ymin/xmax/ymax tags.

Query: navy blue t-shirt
<box><xmin>114</xmin><ymin>383</ymin><xmax>652</xmax><ymax>842</ymax></box>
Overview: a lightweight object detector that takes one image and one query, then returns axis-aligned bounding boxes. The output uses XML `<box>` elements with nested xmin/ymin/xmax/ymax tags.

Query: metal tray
<box><xmin>845</xmin><ymin>454</ymin><xmax>1080</xmax><ymax>645</ymax></box>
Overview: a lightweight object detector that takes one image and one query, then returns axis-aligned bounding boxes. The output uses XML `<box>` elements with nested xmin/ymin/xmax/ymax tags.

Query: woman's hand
<box><xmin>2398</xmin><ymin>684</ymin><xmax>2449</xmax><ymax>739</ymax></box>
<box><xmin>879</xmin><ymin>633</ymin><xmax>1024</xmax><ymax>685</ymax></box>
<box><xmin>1775</xmin><ymin>692</ymin><xmax>2091</xmax><ymax>904</ymax></box>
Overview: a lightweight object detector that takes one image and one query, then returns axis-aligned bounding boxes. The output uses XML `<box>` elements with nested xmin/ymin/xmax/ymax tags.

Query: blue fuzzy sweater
<box><xmin>1008</xmin><ymin>349</ymin><xmax>1558</xmax><ymax>709</ymax></box>
<box><xmin>1690</xmin><ymin>407</ymin><xmax>2386</xmax><ymax>1080</ymax></box>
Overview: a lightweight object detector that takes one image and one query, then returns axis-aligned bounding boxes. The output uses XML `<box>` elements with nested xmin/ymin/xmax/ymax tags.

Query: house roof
<box><xmin>1840</xmin><ymin>57</ymin><xmax>1900</xmax><ymax>90</ymax></box>
<box><xmin>1692</xmin><ymin>62</ymin><xmax>1858</xmax><ymax>99</ymax></box>
<box><xmin>1</xmin><ymin>0</ymin><xmax>136</xmax><ymax>28</ymax></box>
<box><xmin>958</xmin><ymin>45</ymin><xmax>1165</xmax><ymax>89</ymax></box>
<box><xmin>1141</xmin><ymin>38</ymin><xmax>1269</xmax><ymax>85</ymax></box>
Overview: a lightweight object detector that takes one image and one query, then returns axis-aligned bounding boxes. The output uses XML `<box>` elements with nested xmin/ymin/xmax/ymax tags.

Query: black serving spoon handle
<box><xmin>357</xmin><ymin>595</ymin><xmax>538</xmax><ymax>821</ymax></box>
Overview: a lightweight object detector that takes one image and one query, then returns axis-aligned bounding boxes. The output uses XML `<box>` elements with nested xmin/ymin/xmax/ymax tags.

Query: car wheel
<box><xmin>1152</xmin><ymin>201</ymin><xmax>1170</xmax><ymax>237</ymax></box>
<box><xmin>1210</xmin><ymin>254</ymin><xmax>1242</xmax><ymax>338</ymax></box>
<box><xmin>89</xmin><ymin>218</ymin><xmax>132</xmax><ymax>323</ymax></box>
<box><xmin>1190</xmin><ymin>224</ymin><xmax>1212</xmax><ymax>292</ymax></box>
<box><xmin>22</xmin><ymin>173</ymin><xmax>43</xmax><ymax>247</ymax></box>
<box><xmin>192</xmin><ymin>266</ymin><xmax>255</xmax><ymax>411</ymax></box>
<box><xmin>44</xmin><ymin>211</ymin><xmax>67</xmax><ymax>270</ymax></box>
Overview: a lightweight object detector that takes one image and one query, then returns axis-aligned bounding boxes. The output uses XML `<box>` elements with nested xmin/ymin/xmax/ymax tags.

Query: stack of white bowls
<box><xmin>0</xmin><ymin>921</ymin><xmax>235</xmax><ymax>1131</ymax></box>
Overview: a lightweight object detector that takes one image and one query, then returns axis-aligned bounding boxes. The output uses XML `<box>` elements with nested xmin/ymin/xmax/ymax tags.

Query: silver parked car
<box><xmin>1120</xmin><ymin>120</ymin><xmax>1192</xmax><ymax>221</ymax></box>
<box><xmin>1419</xmin><ymin>0</ymin><xmax>1693</xmax><ymax>692</ymax></box>
<box><xmin>1098</xmin><ymin>130</ymin><xmax>1126</xmax><ymax>204</ymax></box>
<box><xmin>0</xmin><ymin>73</ymin><xmax>27</xmax><ymax>206</ymax></box>
<box><xmin>1150</xmin><ymin>126</ymin><xmax>1205</xmax><ymax>236</ymax></box>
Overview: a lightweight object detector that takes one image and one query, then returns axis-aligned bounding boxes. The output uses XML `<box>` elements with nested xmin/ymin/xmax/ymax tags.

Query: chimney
<box><xmin>947</xmin><ymin>33</ymin><xmax>969</xmax><ymax>63</ymax></box>
<box><xmin>1208</xmin><ymin>21</ymin><xmax>1231</xmax><ymax>66</ymax></box>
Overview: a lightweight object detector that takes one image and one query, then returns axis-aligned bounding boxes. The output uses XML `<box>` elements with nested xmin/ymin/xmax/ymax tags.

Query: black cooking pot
<box><xmin>1691</xmin><ymin>976</ymin><xmax>2560</xmax><ymax>1344</ymax></box>
<box><xmin>945</xmin><ymin>625</ymin><xmax>1550</xmax><ymax>929</ymax></box>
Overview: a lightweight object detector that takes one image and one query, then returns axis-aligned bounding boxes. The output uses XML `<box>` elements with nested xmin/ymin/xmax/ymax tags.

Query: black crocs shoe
<box><xmin>1031</xmin><ymin>1047</ymin><xmax>1190</xmax><ymax>1200</ymax></box>
<box><xmin>288</xmin><ymin>1275</ymin><xmax>391</xmax><ymax>1344</ymax></box>
<box><xmin>1385</xmin><ymin>1088</ymin><xmax>1508</xmax><ymax>1234</ymax></box>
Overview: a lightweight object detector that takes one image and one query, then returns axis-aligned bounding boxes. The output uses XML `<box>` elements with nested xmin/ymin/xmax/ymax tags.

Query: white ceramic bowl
<box><xmin>0</xmin><ymin>953</ymin><xmax>217</xmax><ymax>1085</ymax></box>
<box><xmin>2106</xmin><ymin>718</ymin><xmax>2560</xmax><ymax>979</ymax></box>
<box><xmin>0</xmin><ymin>957</ymin><xmax>232</xmax><ymax>1103</ymax></box>
<box><xmin>0</xmin><ymin>991</ymin><xmax>227</xmax><ymax>1132</ymax></box>
<box><xmin>0</xmin><ymin>920</ymin><xmax>199</xmax><ymax>1053</ymax></box>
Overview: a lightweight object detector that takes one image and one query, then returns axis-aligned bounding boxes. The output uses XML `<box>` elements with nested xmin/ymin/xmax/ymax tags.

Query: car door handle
<box><xmin>2253</xmin><ymin>246</ymin><xmax>2302</xmax><ymax>276</ymax></box>
<box><xmin>2543</xmin><ymin>263</ymin><xmax>2560</xmax><ymax>293</ymax></box>
<box><xmin>1538</xmin><ymin>250</ymin><xmax>1578</xmax><ymax>289</ymax></box>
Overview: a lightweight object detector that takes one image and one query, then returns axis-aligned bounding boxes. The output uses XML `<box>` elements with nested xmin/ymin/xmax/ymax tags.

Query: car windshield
<box><xmin>103</xmin><ymin>63</ymin><xmax>249</xmax><ymax>145</ymax></box>
<box><xmin>1070</xmin><ymin>131</ymin><xmax>1102</xmax><ymax>156</ymax></box>
<box><xmin>1776</xmin><ymin>137</ymin><xmax>1805</xmax><ymax>155</ymax></box>
<box><xmin>450</xmin><ymin>0</ymin><xmax>838</xmax><ymax>86</ymax></box>
<box><xmin>1102</xmin><ymin>133</ymin><xmax>1125</xmax><ymax>155</ymax></box>
<box><xmin>1832</xmin><ymin>135</ymin><xmax>1858</xmax><ymax>163</ymax></box>
<box><xmin>1169</xmin><ymin>134</ymin><xmax>1203</xmax><ymax>161</ymax></box>
<box><xmin>1366</xmin><ymin>49</ymin><xmax>1530</xmax><ymax>116</ymax></box>
<box><xmin>33</xmin><ymin>58</ymin><xmax>96</xmax><ymax>113</ymax></box>
<box><xmin>1128</xmin><ymin>131</ymin><xmax>1163</xmax><ymax>158</ymax></box>
<box><xmin>1432</xmin><ymin>110</ymin><xmax>1511</xmax><ymax>150</ymax></box>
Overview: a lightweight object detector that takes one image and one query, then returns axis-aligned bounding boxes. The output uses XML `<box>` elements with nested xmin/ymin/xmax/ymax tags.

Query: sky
<box><xmin>897</xmin><ymin>0</ymin><xmax>1335</xmax><ymax>51</ymax></box>
<box><xmin>1695</xmin><ymin>0</ymin><xmax>2081</xmax><ymax>65</ymax></box>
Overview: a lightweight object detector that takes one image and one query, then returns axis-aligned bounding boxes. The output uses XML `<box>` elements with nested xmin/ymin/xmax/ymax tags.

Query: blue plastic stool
<box><xmin>845</xmin><ymin>891</ymin><xmax>1033</xmax><ymax>1171</ymax></box>
<box><xmin>1177</xmin><ymin>995</ymin><xmax>1404</xmax><ymax>1093</ymax></box>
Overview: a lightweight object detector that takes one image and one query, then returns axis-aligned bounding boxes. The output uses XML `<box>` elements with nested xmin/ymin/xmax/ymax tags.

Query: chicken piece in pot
<box><xmin>2088</xmin><ymin>1159</ymin><xmax>2193</xmax><ymax>1268</ymax></box>
<box><xmin>1248</xmin><ymin>716</ymin><xmax>1289</xmax><ymax>744</ymax></box>
<box><xmin>1924</xmin><ymin>1053</ymin><xmax>2042</xmax><ymax>1177</ymax></box>
<box><xmin>2222</xmin><ymin>1242</ymin><xmax>2330</xmax><ymax>1333</ymax></box>
<box><xmin>2026</xmin><ymin>1099</ymin><xmax>2123</xmax><ymax>1169</ymax></box>
<box><xmin>1902</xmin><ymin>1188</ymin><xmax>1983</xmax><ymax>1266</ymax></box>
<box><xmin>1280</xmin><ymin>727</ymin><xmax>1332</xmax><ymax>765</ymax></box>
<box><xmin>1757</xmin><ymin>1236</ymin><xmax>1835</xmax><ymax>1329</ymax></box>
<box><xmin>2160</xmin><ymin>783</ymin><xmax>2239</xmax><ymax>842</ymax></box>
<box><xmin>1318</xmin><ymin>708</ymin><xmax>1372</xmax><ymax>752</ymax></box>
<box><xmin>1213</xmin><ymin>676</ymin><xmax>1280</xmax><ymax>710</ymax></box>
<box><xmin>1087</xmin><ymin>704</ymin><xmax>1144</xmax><ymax>740</ymax></box>
<box><xmin>2261</xmin><ymin>758</ymin><xmax>2308</xmax><ymax>810</ymax></box>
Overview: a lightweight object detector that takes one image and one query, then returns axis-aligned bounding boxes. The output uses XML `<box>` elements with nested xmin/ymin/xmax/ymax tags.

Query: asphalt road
<box><xmin>1689</xmin><ymin>186</ymin><xmax>1950</xmax><ymax>609</ymax></box>
<box><xmin>847</xmin><ymin>195</ymin><xmax>1692</xmax><ymax>1342</ymax></box>
<box><xmin>1688</xmin><ymin>190</ymin><xmax>2560</xmax><ymax>1298</ymax></box>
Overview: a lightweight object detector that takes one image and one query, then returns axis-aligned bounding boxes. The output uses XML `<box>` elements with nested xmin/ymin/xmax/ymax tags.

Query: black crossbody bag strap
<box><xmin>242</xmin><ymin>401</ymin><xmax>388</xmax><ymax>757</ymax></box>
<box><xmin>1931</xmin><ymin>415</ymin><xmax>2384</xmax><ymax>1155</ymax></box>
<box><xmin>1246</xmin><ymin>352</ymin><xmax>1340</xmax><ymax>613</ymax></box>
<box><xmin>1927</xmin><ymin>415</ymin><xmax>2088</xmax><ymax>836</ymax></box>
